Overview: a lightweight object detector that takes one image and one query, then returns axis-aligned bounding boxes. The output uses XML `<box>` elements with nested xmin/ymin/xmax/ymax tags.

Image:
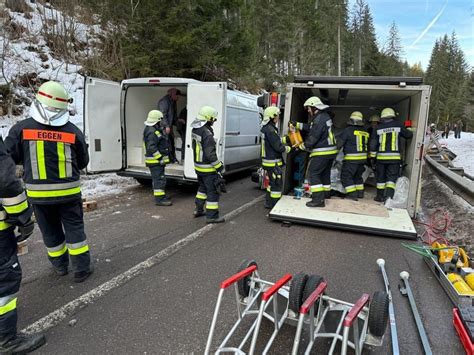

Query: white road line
<box><xmin>22</xmin><ymin>195</ymin><xmax>264</xmax><ymax>334</ymax></box>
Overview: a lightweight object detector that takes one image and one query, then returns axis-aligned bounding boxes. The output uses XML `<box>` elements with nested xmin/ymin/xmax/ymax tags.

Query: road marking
<box><xmin>22</xmin><ymin>195</ymin><xmax>264</xmax><ymax>334</ymax></box>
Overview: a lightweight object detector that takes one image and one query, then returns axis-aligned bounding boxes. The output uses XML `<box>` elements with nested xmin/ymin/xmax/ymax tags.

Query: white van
<box><xmin>83</xmin><ymin>77</ymin><xmax>261</xmax><ymax>182</ymax></box>
<box><xmin>268</xmin><ymin>76</ymin><xmax>431</xmax><ymax>239</ymax></box>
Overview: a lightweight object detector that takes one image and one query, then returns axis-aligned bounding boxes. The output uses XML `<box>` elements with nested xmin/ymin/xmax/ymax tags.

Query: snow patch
<box><xmin>80</xmin><ymin>174</ymin><xmax>138</xmax><ymax>200</ymax></box>
<box><xmin>439</xmin><ymin>132</ymin><xmax>474</xmax><ymax>176</ymax></box>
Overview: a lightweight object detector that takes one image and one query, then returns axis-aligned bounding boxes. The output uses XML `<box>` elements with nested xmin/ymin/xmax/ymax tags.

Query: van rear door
<box><xmin>84</xmin><ymin>77</ymin><xmax>122</xmax><ymax>173</ymax></box>
<box><xmin>184</xmin><ymin>82</ymin><xmax>227</xmax><ymax>179</ymax></box>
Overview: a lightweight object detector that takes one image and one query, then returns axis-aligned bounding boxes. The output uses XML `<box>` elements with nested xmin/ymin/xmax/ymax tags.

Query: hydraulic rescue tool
<box><xmin>376</xmin><ymin>259</ymin><xmax>399</xmax><ymax>355</ymax></box>
<box><xmin>399</xmin><ymin>271</ymin><xmax>432</xmax><ymax>355</ymax></box>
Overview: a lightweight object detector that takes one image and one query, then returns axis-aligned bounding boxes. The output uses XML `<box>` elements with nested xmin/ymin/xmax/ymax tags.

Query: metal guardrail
<box><xmin>425</xmin><ymin>155</ymin><xmax>474</xmax><ymax>206</ymax></box>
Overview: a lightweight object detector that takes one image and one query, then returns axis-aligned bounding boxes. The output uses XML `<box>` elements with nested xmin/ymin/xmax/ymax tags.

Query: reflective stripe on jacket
<box><xmin>192</xmin><ymin>125</ymin><xmax>223</xmax><ymax>174</ymax></box>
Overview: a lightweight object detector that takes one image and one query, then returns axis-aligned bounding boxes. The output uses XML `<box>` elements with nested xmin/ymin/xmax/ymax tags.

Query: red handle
<box><xmin>262</xmin><ymin>273</ymin><xmax>292</xmax><ymax>301</ymax></box>
<box><xmin>300</xmin><ymin>281</ymin><xmax>327</xmax><ymax>314</ymax></box>
<box><xmin>343</xmin><ymin>293</ymin><xmax>370</xmax><ymax>327</ymax></box>
<box><xmin>220</xmin><ymin>265</ymin><xmax>257</xmax><ymax>289</ymax></box>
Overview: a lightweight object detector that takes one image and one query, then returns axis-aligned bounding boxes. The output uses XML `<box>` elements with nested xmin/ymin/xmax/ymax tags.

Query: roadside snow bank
<box><xmin>439</xmin><ymin>132</ymin><xmax>474</xmax><ymax>176</ymax></box>
<box><xmin>81</xmin><ymin>174</ymin><xmax>139</xmax><ymax>200</ymax></box>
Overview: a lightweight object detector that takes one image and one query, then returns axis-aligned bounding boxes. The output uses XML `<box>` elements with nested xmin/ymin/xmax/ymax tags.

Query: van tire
<box><xmin>237</xmin><ymin>259</ymin><xmax>258</xmax><ymax>298</ymax></box>
<box><xmin>368</xmin><ymin>291</ymin><xmax>389</xmax><ymax>337</ymax></box>
<box><xmin>289</xmin><ymin>273</ymin><xmax>308</xmax><ymax>313</ymax></box>
<box><xmin>135</xmin><ymin>178</ymin><xmax>151</xmax><ymax>186</ymax></box>
<box><xmin>302</xmin><ymin>274</ymin><xmax>325</xmax><ymax>316</ymax></box>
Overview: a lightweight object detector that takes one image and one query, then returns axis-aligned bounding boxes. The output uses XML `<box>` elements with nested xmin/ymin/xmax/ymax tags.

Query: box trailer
<box><xmin>269</xmin><ymin>76</ymin><xmax>431</xmax><ymax>239</ymax></box>
<box><xmin>83</xmin><ymin>77</ymin><xmax>261</xmax><ymax>181</ymax></box>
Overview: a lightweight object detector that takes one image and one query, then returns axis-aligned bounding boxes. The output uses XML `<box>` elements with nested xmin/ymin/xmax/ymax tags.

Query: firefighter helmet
<box><xmin>144</xmin><ymin>110</ymin><xmax>163</xmax><ymax>126</ymax></box>
<box><xmin>197</xmin><ymin>106</ymin><xmax>218</xmax><ymax>122</ymax></box>
<box><xmin>303</xmin><ymin>96</ymin><xmax>329</xmax><ymax>110</ymax></box>
<box><xmin>31</xmin><ymin>81</ymin><xmax>71</xmax><ymax>126</ymax></box>
<box><xmin>348</xmin><ymin>111</ymin><xmax>364</xmax><ymax>126</ymax></box>
<box><xmin>369</xmin><ymin>114</ymin><xmax>380</xmax><ymax>123</ymax></box>
<box><xmin>381</xmin><ymin>108</ymin><xmax>396</xmax><ymax>119</ymax></box>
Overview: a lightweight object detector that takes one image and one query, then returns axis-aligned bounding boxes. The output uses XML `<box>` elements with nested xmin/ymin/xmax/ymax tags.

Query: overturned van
<box><xmin>83</xmin><ymin>77</ymin><xmax>261</xmax><ymax>182</ymax></box>
<box><xmin>269</xmin><ymin>76</ymin><xmax>431</xmax><ymax>239</ymax></box>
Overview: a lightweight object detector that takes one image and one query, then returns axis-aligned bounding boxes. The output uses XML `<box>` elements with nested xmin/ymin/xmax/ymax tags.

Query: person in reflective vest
<box><xmin>0</xmin><ymin>137</ymin><xmax>46</xmax><ymax>353</ymax></box>
<box><xmin>143</xmin><ymin>110</ymin><xmax>172</xmax><ymax>206</ymax></box>
<box><xmin>191</xmin><ymin>106</ymin><xmax>225</xmax><ymax>224</ymax></box>
<box><xmin>369</xmin><ymin>107</ymin><xmax>413</xmax><ymax>202</ymax></box>
<box><xmin>5</xmin><ymin>81</ymin><xmax>93</xmax><ymax>283</ymax></box>
<box><xmin>260</xmin><ymin>106</ymin><xmax>291</xmax><ymax>208</ymax></box>
<box><xmin>297</xmin><ymin>96</ymin><xmax>337</xmax><ymax>208</ymax></box>
<box><xmin>337</xmin><ymin>111</ymin><xmax>369</xmax><ymax>200</ymax></box>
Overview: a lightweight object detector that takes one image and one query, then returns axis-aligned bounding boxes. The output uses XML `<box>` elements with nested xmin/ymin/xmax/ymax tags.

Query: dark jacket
<box><xmin>143</xmin><ymin>125</ymin><xmax>170</xmax><ymax>167</ymax></box>
<box><xmin>337</xmin><ymin>125</ymin><xmax>369</xmax><ymax>163</ymax></box>
<box><xmin>5</xmin><ymin>117</ymin><xmax>89</xmax><ymax>204</ymax></box>
<box><xmin>191</xmin><ymin>124</ymin><xmax>223</xmax><ymax>174</ymax></box>
<box><xmin>0</xmin><ymin>137</ymin><xmax>32</xmax><ymax>233</ymax></box>
<box><xmin>369</xmin><ymin>119</ymin><xmax>413</xmax><ymax>162</ymax></box>
<box><xmin>303</xmin><ymin>111</ymin><xmax>337</xmax><ymax>158</ymax></box>
<box><xmin>260</xmin><ymin>121</ymin><xmax>289</xmax><ymax>168</ymax></box>
<box><xmin>157</xmin><ymin>95</ymin><xmax>177</xmax><ymax>128</ymax></box>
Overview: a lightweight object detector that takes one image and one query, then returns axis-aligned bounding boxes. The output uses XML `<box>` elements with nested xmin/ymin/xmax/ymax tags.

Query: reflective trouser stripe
<box><xmin>323</xmin><ymin>185</ymin><xmax>331</xmax><ymax>192</ymax></box>
<box><xmin>195</xmin><ymin>166</ymin><xmax>216</xmax><ymax>173</ymax></box>
<box><xmin>270</xmin><ymin>191</ymin><xmax>282</xmax><ymax>199</ymax></box>
<box><xmin>386</xmin><ymin>181</ymin><xmax>396</xmax><ymax>189</ymax></box>
<box><xmin>356</xmin><ymin>184</ymin><xmax>364</xmax><ymax>191</ymax></box>
<box><xmin>154</xmin><ymin>189</ymin><xmax>165</xmax><ymax>196</ymax></box>
<box><xmin>67</xmin><ymin>242</ymin><xmax>89</xmax><ymax>256</ymax></box>
<box><xmin>27</xmin><ymin>186</ymin><xmax>81</xmax><ymax>198</ymax></box>
<box><xmin>311</xmin><ymin>185</ymin><xmax>324</xmax><ymax>192</ymax></box>
<box><xmin>262</xmin><ymin>159</ymin><xmax>283</xmax><ymax>167</ymax></box>
<box><xmin>376</xmin><ymin>183</ymin><xmax>386</xmax><ymax>190</ymax></box>
<box><xmin>310</xmin><ymin>149</ymin><xmax>338</xmax><ymax>157</ymax></box>
<box><xmin>37</xmin><ymin>141</ymin><xmax>47</xmax><ymax>179</ymax></box>
<box><xmin>206</xmin><ymin>201</ymin><xmax>218</xmax><ymax>210</ymax></box>
<box><xmin>0</xmin><ymin>220</ymin><xmax>11</xmax><ymax>231</ymax></box>
<box><xmin>47</xmin><ymin>242</ymin><xmax>68</xmax><ymax>257</ymax></box>
<box><xmin>345</xmin><ymin>185</ymin><xmax>357</xmax><ymax>193</ymax></box>
<box><xmin>196</xmin><ymin>192</ymin><xmax>207</xmax><ymax>200</ymax></box>
<box><xmin>0</xmin><ymin>297</ymin><xmax>17</xmax><ymax>316</ymax></box>
<box><xmin>1</xmin><ymin>192</ymin><xmax>28</xmax><ymax>214</ymax></box>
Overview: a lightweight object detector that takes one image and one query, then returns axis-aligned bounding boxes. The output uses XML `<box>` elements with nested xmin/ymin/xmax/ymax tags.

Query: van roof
<box><xmin>122</xmin><ymin>77</ymin><xmax>200</xmax><ymax>85</ymax></box>
<box><xmin>294</xmin><ymin>76</ymin><xmax>423</xmax><ymax>86</ymax></box>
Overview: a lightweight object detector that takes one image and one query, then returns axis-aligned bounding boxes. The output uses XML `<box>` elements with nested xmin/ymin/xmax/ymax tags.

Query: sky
<box><xmin>349</xmin><ymin>0</ymin><xmax>474</xmax><ymax>70</ymax></box>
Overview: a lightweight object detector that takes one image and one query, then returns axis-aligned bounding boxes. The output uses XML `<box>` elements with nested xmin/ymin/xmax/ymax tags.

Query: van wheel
<box><xmin>368</xmin><ymin>291</ymin><xmax>389</xmax><ymax>337</ymax></box>
<box><xmin>237</xmin><ymin>259</ymin><xmax>258</xmax><ymax>298</ymax></box>
<box><xmin>135</xmin><ymin>178</ymin><xmax>151</xmax><ymax>186</ymax></box>
<box><xmin>302</xmin><ymin>274</ymin><xmax>325</xmax><ymax>316</ymax></box>
<box><xmin>289</xmin><ymin>273</ymin><xmax>308</xmax><ymax>313</ymax></box>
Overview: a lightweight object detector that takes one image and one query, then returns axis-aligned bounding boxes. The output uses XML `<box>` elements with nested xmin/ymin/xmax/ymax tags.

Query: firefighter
<box><xmin>297</xmin><ymin>96</ymin><xmax>337</xmax><ymax>207</ymax></box>
<box><xmin>0</xmin><ymin>138</ymin><xmax>46</xmax><ymax>353</ymax></box>
<box><xmin>260</xmin><ymin>106</ymin><xmax>291</xmax><ymax>209</ymax></box>
<box><xmin>191</xmin><ymin>106</ymin><xmax>225</xmax><ymax>223</ymax></box>
<box><xmin>143</xmin><ymin>110</ymin><xmax>172</xmax><ymax>206</ymax></box>
<box><xmin>367</xmin><ymin>114</ymin><xmax>380</xmax><ymax>138</ymax></box>
<box><xmin>5</xmin><ymin>81</ymin><xmax>93</xmax><ymax>283</ymax></box>
<box><xmin>369</xmin><ymin>107</ymin><xmax>413</xmax><ymax>202</ymax></box>
<box><xmin>337</xmin><ymin>111</ymin><xmax>369</xmax><ymax>200</ymax></box>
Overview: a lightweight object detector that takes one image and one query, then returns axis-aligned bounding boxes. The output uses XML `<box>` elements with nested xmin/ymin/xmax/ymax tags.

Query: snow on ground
<box><xmin>80</xmin><ymin>174</ymin><xmax>139</xmax><ymax>200</ymax></box>
<box><xmin>439</xmin><ymin>132</ymin><xmax>474</xmax><ymax>176</ymax></box>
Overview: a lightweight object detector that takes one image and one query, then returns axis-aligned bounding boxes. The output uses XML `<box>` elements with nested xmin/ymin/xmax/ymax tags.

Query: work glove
<box><xmin>16</xmin><ymin>218</ymin><xmax>35</xmax><ymax>243</ymax></box>
<box><xmin>216</xmin><ymin>172</ymin><xmax>227</xmax><ymax>194</ymax></box>
<box><xmin>285</xmin><ymin>146</ymin><xmax>291</xmax><ymax>153</ymax></box>
<box><xmin>297</xmin><ymin>143</ymin><xmax>306</xmax><ymax>151</ymax></box>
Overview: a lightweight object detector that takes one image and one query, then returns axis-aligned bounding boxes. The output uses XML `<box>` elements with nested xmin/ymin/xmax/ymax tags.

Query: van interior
<box><xmin>284</xmin><ymin>86</ymin><xmax>423</xmax><ymax>201</ymax></box>
<box><xmin>123</xmin><ymin>84</ymin><xmax>188</xmax><ymax>177</ymax></box>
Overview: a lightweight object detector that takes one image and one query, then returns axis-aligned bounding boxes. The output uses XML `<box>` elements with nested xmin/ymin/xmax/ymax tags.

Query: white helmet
<box><xmin>30</xmin><ymin>81</ymin><xmax>71</xmax><ymax>126</ymax></box>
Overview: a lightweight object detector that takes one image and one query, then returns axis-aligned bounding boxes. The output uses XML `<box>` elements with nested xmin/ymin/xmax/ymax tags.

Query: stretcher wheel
<box><xmin>368</xmin><ymin>291</ymin><xmax>389</xmax><ymax>337</ymax></box>
<box><xmin>302</xmin><ymin>274</ymin><xmax>325</xmax><ymax>315</ymax></box>
<box><xmin>289</xmin><ymin>273</ymin><xmax>308</xmax><ymax>313</ymax></box>
<box><xmin>237</xmin><ymin>259</ymin><xmax>258</xmax><ymax>297</ymax></box>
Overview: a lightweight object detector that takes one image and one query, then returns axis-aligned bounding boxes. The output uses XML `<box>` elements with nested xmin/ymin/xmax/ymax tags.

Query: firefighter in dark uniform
<box><xmin>260</xmin><ymin>106</ymin><xmax>291</xmax><ymax>209</ymax></box>
<box><xmin>369</xmin><ymin>107</ymin><xmax>413</xmax><ymax>202</ymax></box>
<box><xmin>143</xmin><ymin>110</ymin><xmax>171</xmax><ymax>206</ymax></box>
<box><xmin>337</xmin><ymin>111</ymin><xmax>369</xmax><ymax>200</ymax></box>
<box><xmin>5</xmin><ymin>81</ymin><xmax>93</xmax><ymax>283</ymax></box>
<box><xmin>297</xmin><ymin>96</ymin><xmax>337</xmax><ymax>208</ymax></box>
<box><xmin>191</xmin><ymin>106</ymin><xmax>225</xmax><ymax>224</ymax></box>
<box><xmin>0</xmin><ymin>138</ymin><xmax>46</xmax><ymax>353</ymax></box>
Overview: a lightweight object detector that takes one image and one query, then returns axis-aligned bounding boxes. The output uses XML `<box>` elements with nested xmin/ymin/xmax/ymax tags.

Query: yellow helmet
<box><xmin>381</xmin><ymin>108</ymin><xmax>396</xmax><ymax>119</ymax></box>
<box><xmin>144</xmin><ymin>110</ymin><xmax>163</xmax><ymax>126</ymax></box>
<box><xmin>348</xmin><ymin>111</ymin><xmax>364</xmax><ymax>126</ymax></box>
<box><xmin>197</xmin><ymin>106</ymin><xmax>218</xmax><ymax>122</ymax></box>
<box><xmin>303</xmin><ymin>96</ymin><xmax>329</xmax><ymax>110</ymax></box>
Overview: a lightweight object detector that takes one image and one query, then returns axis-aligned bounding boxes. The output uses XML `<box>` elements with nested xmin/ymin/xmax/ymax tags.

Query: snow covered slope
<box><xmin>440</xmin><ymin>132</ymin><xmax>474</xmax><ymax>176</ymax></box>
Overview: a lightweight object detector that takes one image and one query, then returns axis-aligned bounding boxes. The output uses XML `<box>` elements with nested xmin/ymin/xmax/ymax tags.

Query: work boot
<box><xmin>54</xmin><ymin>265</ymin><xmax>68</xmax><ymax>276</ymax></box>
<box><xmin>324</xmin><ymin>191</ymin><xmax>331</xmax><ymax>199</ymax></box>
<box><xmin>193</xmin><ymin>209</ymin><xmax>205</xmax><ymax>218</ymax></box>
<box><xmin>264</xmin><ymin>202</ymin><xmax>272</xmax><ymax>209</ymax></box>
<box><xmin>0</xmin><ymin>333</ymin><xmax>46</xmax><ymax>354</ymax></box>
<box><xmin>346</xmin><ymin>192</ymin><xmax>358</xmax><ymax>201</ymax></box>
<box><xmin>306</xmin><ymin>200</ymin><xmax>325</xmax><ymax>208</ymax></box>
<box><xmin>155</xmin><ymin>198</ymin><xmax>172</xmax><ymax>206</ymax></box>
<box><xmin>206</xmin><ymin>217</ymin><xmax>225</xmax><ymax>224</ymax></box>
<box><xmin>74</xmin><ymin>264</ymin><xmax>94</xmax><ymax>283</ymax></box>
<box><xmin>357</xmin><ymin>190</ymin><xmax>364</xmax><ymax>199</ymax></box>
<box><xmin>374</xmin><ymin>189</ymin><xmax>385</xmax><ymax>202</ymax></box>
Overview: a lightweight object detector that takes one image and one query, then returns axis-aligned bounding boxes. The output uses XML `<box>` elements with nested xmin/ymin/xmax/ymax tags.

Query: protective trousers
<box><xmin>308</xmin><ymin>157</ymin><xmax>334</xmax><ymax>202</ymax></box>
<box><xmin>33</xmin><ymin>200</ymin><xmax>91</xmax><ymax>273</ymax></box>
<box><xmin>264</xmin><ymin>166</ymin><xmax>282</xmax><ymax>208</ymax></box>
<box><xmin>341</xmin><ymin>162</ymin><xmax>365</xmax><ymax>199</ymax></box>
<box><xmin>0</xmin><ymin>229</ymin><xmax>21</xmax><ymax>340</ymax></box>
<box><xmin>149</xmin><ymin>164</ymin><xmax>166</xmax><ymax>203</ymax></box>
<box><xmin>375</xmin><ymin>162</ymin><xmax>399</xmax><ymax>199</ymax></box>
<box><xmin>195</xmin><ymin>173</ymin><xmax>220</xmax><ymax>219</ymax></box>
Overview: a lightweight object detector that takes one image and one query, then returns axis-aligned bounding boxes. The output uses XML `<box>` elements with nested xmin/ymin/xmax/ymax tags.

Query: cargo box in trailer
<box><xmin>269</xmin><ymin>76</ymin><xmax>431</xmax><ymax>238</ymax></box>
<box><xmin>83</xmin><ymin>77</ymin><xmax>261</xmax><ymax>182</ymax></box>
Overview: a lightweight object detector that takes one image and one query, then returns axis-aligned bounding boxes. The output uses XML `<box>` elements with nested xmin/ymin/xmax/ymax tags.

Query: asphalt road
<box><xmin>16</xmin><ymin>171</ymin><xmax>462</xmax><ymax>354</ymax></box>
